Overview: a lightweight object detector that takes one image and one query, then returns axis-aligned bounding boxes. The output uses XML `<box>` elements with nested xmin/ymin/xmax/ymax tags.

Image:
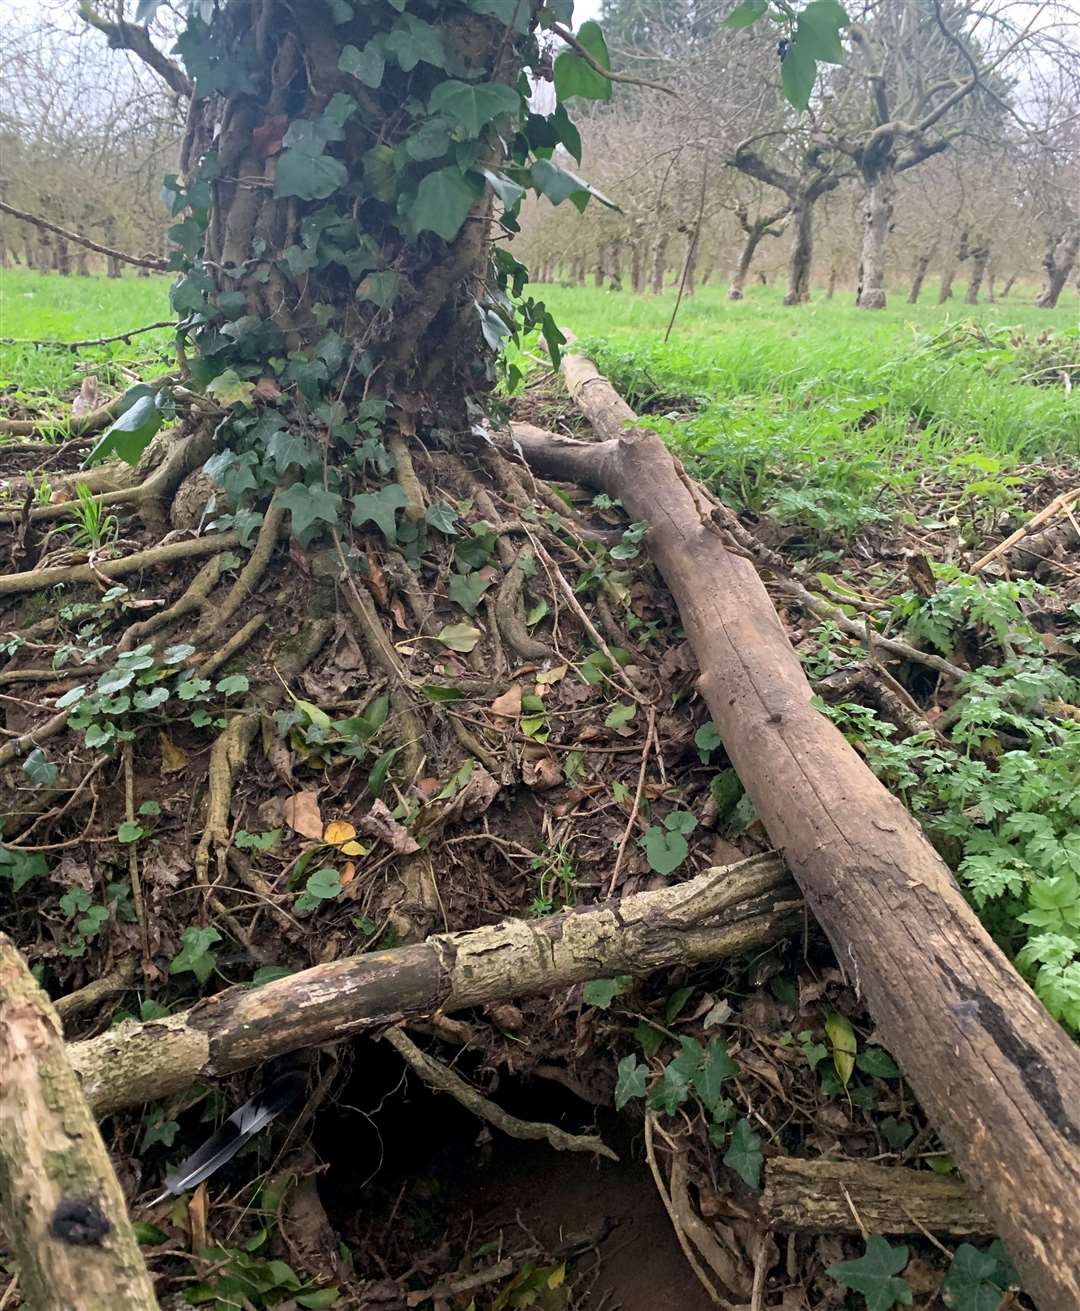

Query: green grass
<box><xmin>527</xmin><ymin>281</ymin><xmax>1080</xmax><ymax>546</ymax></box>
<box><xmin>0</xmin><ymin>269</ymin><xmax>173</xmax><ymax>407</ymax></box>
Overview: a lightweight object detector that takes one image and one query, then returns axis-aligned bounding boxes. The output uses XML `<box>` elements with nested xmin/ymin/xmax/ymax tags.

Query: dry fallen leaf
<box><xmin>490</xmin><ymin>683</ymin><xmax>523</xmax><ymax>717</ymax></box>
<box><xmin>159</xmin><ymin>732</ymin><xmax>188</xmax><ymax>775</ymax></box>
<box><xmin>522</xmin><ymin>753</ymin><xmax>562</xmax><ymax>791</ymax></box>
<box><xmin>339</xmin><ymin>860</ymin><xmax>357</xmax><ymax>885</ymax></box>
<box><xmin>359</xmin><ymin>799</ymin><xmax>420</xmax><ymax>853</ymax></box>
<box><xmin>323</xmin><ymin>819</ymin><xmax>366</xmax><ymax>856</ymax></box>
<box><xmin>284</xmin><ymin>790</ymin><xmax>323</xmax><ymax>840</ymax></box>
<box><xmin>187</xmin><ymin>1183</ymin><xmax>208</xmax><ymax>1254</ymax></box>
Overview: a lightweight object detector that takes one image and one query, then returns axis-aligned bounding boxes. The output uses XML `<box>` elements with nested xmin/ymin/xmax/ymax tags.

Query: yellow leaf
<box><xmin>159</xmin><ymin>732</ymin><xmax>188</xmax><ymax>775</ymax></box>
<box><xmin>323</xmin><ymin>819</ymin><xmax>367</xmax><ymax>857</ymax></box>
<box><xmin>294</xmin><ymin>697</ymin><xmax>332</xmax><ymax>731</ymax></box>
<box><xmin>547</xmin><ymin>1263</ymin><xmax>566</xmax><ymax>1289</ymax></box>
<box><xmin>535</xmin><ymin>664</ymin><xmax>568</xmax><ymax>685</ymax></box>
<box><xmin>825</xmin><ymin>1010</ymin><xmax>857</xmax><ymax>1088</ymax></box>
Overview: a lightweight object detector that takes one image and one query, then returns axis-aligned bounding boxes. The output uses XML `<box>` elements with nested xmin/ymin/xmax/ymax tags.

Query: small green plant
<box><xmin>66</xmin><ymin>481</ymin><xmax>118</xmax><ymax>550</ymax></box>
<box><xmin>528</xmin><ymin>840</ymin><xmax>576</xmax><ymax>916</ymax></box>
<box><xmin>641</xmin><ymin>810</ymin><xmax>697</xmax><ymax>875</ymax></box>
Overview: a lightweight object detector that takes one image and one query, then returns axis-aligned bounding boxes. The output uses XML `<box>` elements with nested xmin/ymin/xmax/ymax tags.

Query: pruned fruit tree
<box><xmin>2</xmin><ymin>2</ymin><xmax>1080</xmax><ymax>1310</ymax></box>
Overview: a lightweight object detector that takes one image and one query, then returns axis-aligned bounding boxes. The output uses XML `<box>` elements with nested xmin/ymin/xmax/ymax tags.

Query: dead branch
<box><xmin>511</xmin><ymin>353</ymin><xmax>1080</xmax><ymax>1311</ymax></box>
<box><xmin>68</xmin><ymin>855</ymin><xmax>799</xmax><ymax>1116</ymax></box>
<box><xmin>0</xmin><ymin>200</ymin><xmax>170</xmax><ymax>273</ymax></box>
<box><xmin>762</xmin><ymin>1157</ymin><xmax>991</xmax><ymax>1236</ymax></box>
<box><xmin>0</xmin><ymin>936</ymin><xmax>159</xmax><ymax>1311</ymax></box>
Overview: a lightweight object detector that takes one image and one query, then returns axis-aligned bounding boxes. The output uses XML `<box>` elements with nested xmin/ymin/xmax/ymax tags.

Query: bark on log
<box><xmin>762</xmin><ymin>1158</ymin><xmax>992</xmax><ymax>1236</ymax></box>
<box><xmin>0</xmin><ymin>936</ymin><xmax>159</xmax><ymax>1311</ymax></box>
<box><xmin>511</xmin><ymin>358</ymin><xmax>1080</xmax><ymax>1311</ymax></box>
<box><xmin>69</xmin><ymin>856</ymin><xmax>799</xmax><ymax>1118</ymax></box>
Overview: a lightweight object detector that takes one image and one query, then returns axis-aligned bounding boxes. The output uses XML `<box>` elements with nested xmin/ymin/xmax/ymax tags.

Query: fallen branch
<box><xmin>0</xmin><ymin>935</ymin><xmax>158</xmax><ymax>1310</ymax></box>
<box><xmin>762</xmin><ymin>1157</ymin><xmax>991</xmax><ymax>1236</ymax></box>
<box><xmin>384</xmin><ymin>1026</ymin><xmax>617</xmax><ymax>1159</ymax></box>
<box><xmin>0</xmin><ymin>199</ymin><xmax>169</xmax><ymax>272</ymax></box>
<box><xmin>69</xmin><ymin>854</ymin><xmax>799</xmax><ymax>1116</ymax></box>
<box><xmin>511</xmin><ymin>355</ymin><xmax>1080</xmax><ymax>1311</ymax></box>
<box><xmin>970</xmin><ymin>487</ymin><xmax>1080</xmax><ymax>574</ymax></box>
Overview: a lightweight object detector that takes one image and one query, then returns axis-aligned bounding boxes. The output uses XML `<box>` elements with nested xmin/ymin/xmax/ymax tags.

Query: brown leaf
<box><xmin>187</xmin><ymin>1183</ymin><xmax>208</xmax><ymax>1254</ymax></box>
<box><xmin>252</xmin><ymin>112</ymin><xmax>289</xmax><ymax>157</ymax></box>
<box><xmin>159</xmin><ymin>731</ymin><xmax>188</xmax><ymax>775</ymax></box>
<box><xmin>359</xmin><ymin>799</ymin><xmax>420</xmax><ymax>853</ymax></box>
<box><xmin>490</xmin><ymin>683</ymin><xmax>523</xmax><ymax>717</ymax></box>
<box><xmin>522</xmin><ymin>753</ymin><xmax>562</xmax><ymax>791</ymax></box>
<box><xmin>252</xmin><ymin>376</ymin><xmax>281</xmax><ymax>402</ymax></box>
<box><xmin>435</xmin><ymin>765</ymin><xmax>500</xmax><ymax>825</ymax></box>
<box><xmin>283</xmin><ymin>790</ymin><xmax>323</xmax><ymax>840</ymax></box>
<box><xmin>906</xmin><ymin>551</ymin><xmax>937</xmax><ymax>597</ymax></box>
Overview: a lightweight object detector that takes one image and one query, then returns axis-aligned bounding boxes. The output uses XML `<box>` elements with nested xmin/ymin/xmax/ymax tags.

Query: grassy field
<box><xmin>532</xmin><ymin>281</ymin><xmax>1080</xmax><ymax>545</ymax></box>
<box><xmin>0</xmin><ymin>269</ymin><xmax>174</xmax><ymax>405</ymax></box>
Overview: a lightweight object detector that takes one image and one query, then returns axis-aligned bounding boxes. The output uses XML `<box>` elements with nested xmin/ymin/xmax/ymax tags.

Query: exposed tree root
<box><xmin>383</xmin><ymin>1025</ymin><xmax>618</xmax><ymax>1160</ymax></box>
<box><xmin>54</xmin><ymin>959</ymin><xmax>139</xmax><ymax>1023</ymax></box>
<box><xmin>0</xmin><ymin>529</ymin><xmax>241</xmax><ymax>598</ymax></box>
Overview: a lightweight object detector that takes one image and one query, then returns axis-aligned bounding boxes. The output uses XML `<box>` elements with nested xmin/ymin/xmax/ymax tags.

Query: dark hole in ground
<box><xmin>315</xmin><ymin>1039</ymin><xmax>717</xmax><ymax>1310</ymax></box>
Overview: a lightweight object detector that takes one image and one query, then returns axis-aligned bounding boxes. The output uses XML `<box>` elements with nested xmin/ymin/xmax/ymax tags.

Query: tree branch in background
<box><xmin>0</xmin><ymin>200</ymin><xmax>170</xmax><ymax>273</ymax></box>
<box><xmin>76</xmin><ymin>1</ymin><xmax>193</xmax><ymax>100</ymax></box>
<box><xmin>550</xmin><ymin>24</ymin><xmax>678</xmax><ymax>97</ymax></box>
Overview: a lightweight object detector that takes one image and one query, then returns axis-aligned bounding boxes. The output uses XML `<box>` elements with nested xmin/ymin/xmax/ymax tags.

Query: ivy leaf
<box><xmin>274</xmin><ymin>148</ymin><xmax>348</xmax><ymax>201</ymax></box>
<box><xmin>169</xmin><ymin>925</ymin><xmax>222</xmax><ymax>984</ymax></box>
<box><xmin>436</xmin><ymin>622</ymin><xmax>482</xmax><ymax>653</ymax></box>
<box><xmin>827</xmin><ymin>1236</ymin><xmax>913</xmax><ymax>1311</ymax></box>
<box><xmin>553</xmin><ymin>20</ymin><xmax>613</xmax><ymax>103</ymax></box>
<box><xmin>782</xmin><ymin>0</ymin><xmax>850</xmax><ymax>110</ymax></box>
<box><xmin>409</xmin><ymin>167</ymin><xmax>479</xmax><ymax>241</ymax></box>
<box><xmin>216</xmin><ymin>674</ymin><xmax>250</xmax><ymax>697</ymax></box>
<box><xmin>942</xmin><ymin>1244</ymin><xmax>1015</xmax><ymax>1311</ymax></box>
<box><xmin>695</xmin><ymin>1039</ymin><xmax>739</xmax><ymax>1113</ymax></box>
<box><xmin>385</xmin><ymin>15</ymin><xmax>446</xmax><ymax>71</ymax></box>
<box><xmin>206</xmin><ymin>368</ymin><xmax>256</xmax><ymax>408</ymax></box>
<box><xmin>339</xmin><ymin>40</ymin><xmax>385</xmax><ymax>88</ymax></box>
<box><xmin>278</xmin><ymin>484</ymin><xmax>343</xmax><ymax>543</ymax></box>
<box><xmin>0</xmin><ymin>846</ymin><xmax>48</xmax><ymax>892</ymax></box>
<box><xmin>648</xmin><ymin>1061</ymin><xmax>691</xmax><ymax>1115</ymax></box>
<box><xmin>404</xmin><ymin>118</ymin><xmax>452</xmax><ymax>161</ymax></box>
<box><xmin>85</xmin><ymin>393</ymin><xmax>163</xmax><ymax>467</ymax></box>
<box><xmin>481</xmin><ymin>168</ymin><xmax>526</xmax><ymax>211</ymax></box>
<box><xmin>583</xmin><ymin>977</ymin><xmax>631</xmax><ymax>1010</ymax></box>
<box><xmin>723</xmin><ymin>1118</ymin><xmax>764</xmax><ymax>1190</ymax></box>
<box><xmin>352</xmin><ymin>483</ymin><xmax>409</xmax><ymax>543</ymax></box>
<box><xmin>614</xmin><ymin>1054</ymin><xmax>648</xmax><ymax>1110</ymax></box>
<box><xmin>530</xmin><ymin>158</ymin><xmax>617</xmax><ymax>212</ymax></box>
<box><xmin>23</xmin><ymin>748</ymin><xmax>58</xmax><ymax>787</ymax></box>
<box><xmin>356</xmin><ymin>271</ymin><xmax>400</xmax><ymax>306</ymax></box>
<box><xmin>856</xmin><ymin>1046</ymin><xmax>900</xmax><ymax>1079</ymax></box>
<box><xmin>724</xmin><ymin>0</ymin><xmax>768</xmax><ymax>27</ymax></box>
<box><xmin>641</xmin><ymin>826</ymin><xmax>689</xmax><ymax>875</ymax></box>
<box><xmin>448</xmin><ymin>572</ymin><xmax>491</xmax><ymax>616</ymax></box>
<box><xmin>428</xmin><ymin>79</ymin><xmax>521</xmax><ymax>136</ymax></box>
<box><xmin>604</xmin><ymin>703</ymin><xmax>636</xmax><ymax>730</ymax></box>
<box><xmin>426</xmin><ymin>501</ymin><xmax>460</xmax><ymax>535</ymax></box>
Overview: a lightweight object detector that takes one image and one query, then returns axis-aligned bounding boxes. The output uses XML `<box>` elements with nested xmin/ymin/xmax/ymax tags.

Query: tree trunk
<box><xmin>512</xmin><ymin>361</ymin><xmax>1080</xmax><ymax>1311</ymax></box>
<box><xmin>592</xmin><ymin>254</ymin><xmax>604</xmax><ymax>287</ymax></box>
<box><xmin>784</xmin><ymin>198</ymin><xmax>814</xmax><ymax>305</ymax></box>
<box><xmin>729</xmin><ymin>225</ymin><xmax>766</xmax><ymax>301</ymax></box>
<box><xmin>938</xmin><ymin>229</ymin><xmax>968</xmax><ymax>304</ymax></box>
<box><xmin>1001</xmin><ymin>272</ymin><xmax>1017</xmax><ymax>298</ymax></box>
<box><xmin>76</xmin><ymin>248</ymin><xmax>91</xmax><ymax>276</ymax></box>
<box><xmin>573</xmin><ymin>256</ymin><xmax>585</xmax><ymax>285</ymax></box>
<box><xmin>826</xmin><ymin>262</ymin><xmax>837</xmax><ymax>299</ymax></box>
<box><xmin>965</xmin><ymin>245</ymin><xmax>990</xmax><ymax>304</ymax></box>
<box><xmin>630</xmin><ymin>241</ymin><xmax>645</xmax><ymax>293</ymax></box>
<box><xmin>0</xmin><ymin>936</ymin><xmax>158</xmax><ymax>1310</ymax></box>
<box><xmin>650</xmin><ymin>233</ymin><xmax>668</xmax><ymax>293</ymax></box>
<box><xmin>986</xmin><ymin>264</ymin><xmax>996</xmax><ymax>302</ymax></box>
<box><xmin>856</xmin><ymin>158</ymin><xmax>896</xmax><ymax>309</ymax></box>
<box><xmin>54</xmin><ymin>238</ymin><xmax>71</xmax><ymax>276</ymax></box>
<box><xmin>69</xmin><ymin>856</ymin><xmax>796</xmax><ymax>1115</ymax></box>
<box><xmin>1035</xmin><ymin>226</ymin><xmax>1080</xmax><ymax>309</ymax></box>
<box><xmin>908</xmin><ymin>248</ymin><xmax>933</xmax><ymax>303</ymax></box>
<box><xmin>607</xmin><ymin>238</ymin><xmax>622</xmax><ymax>291</ymax></box>
<box><xmin>679</xmin><ymin>229</ymin><xmax>698</xmax><ymax>296</ymax></box>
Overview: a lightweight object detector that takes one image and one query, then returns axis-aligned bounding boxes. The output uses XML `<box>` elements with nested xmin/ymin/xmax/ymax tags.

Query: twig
<box><xmin>550</xmin><ymin>23</ymin><xmax>677</xmax><ymax>97</ymax></box>
<box><xmin>970</xmin><ymin>487</ymin><xmax>1080</xmax><ymax>573</ymax></box>
<box><xmin>384</xmin><ymin>1026</ymin><xmax>617</xmax><ymax>1159</ymax></box>
<box><xmin>122</xmin><ymin>741</ymin><xmax>150</xmax><ymax>967</ymax></box>
<box><xmin>0</xmin><ymin>198</ymin><xmax>169</xmax><ymax>271</ymax></box>
<box><xmin>608</xmin><ymin>705</ymin><xmax>656</xmax><ymax>895</ymax></box>
<box><xmin>54</xmin><ymin>959</ymin><xmax>138</xmax><ymax>1022</ymax></box>
<box><xmin>665</xmin><ymin>149</ymin><xmax>709</xmax><ymax>344</ymax></box>
<box><xmin>0</xmin><ymin>321</ymin><xmax>174</xmax><ymax>351</ymax></box>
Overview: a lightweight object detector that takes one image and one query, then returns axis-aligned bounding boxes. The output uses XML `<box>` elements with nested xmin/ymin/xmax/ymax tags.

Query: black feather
<box><xmin>149</xmin><ymin>1070</ymin><xmax>305</xmax><ymax>1204</ymax></box>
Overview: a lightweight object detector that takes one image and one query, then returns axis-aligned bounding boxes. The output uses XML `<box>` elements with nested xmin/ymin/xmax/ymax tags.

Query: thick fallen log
<box><xmin>762</xmin><ymin>1157</ymin><xmax>991</xmax><ymax>1237</ymax></box>
<box><xmin>70</xmin><ymin>855</ymin><xmax>799</xmax><ymax>1117</ymax></box>
<box><xmin>0</xmin><ymin>936</ymin><xmax>158</xmax><ymax>1311</ymax></box>
<box><xmin>512</xmin><ymin>357</ymin><xmax>1080</xmax><ymax>1311</ymax></box>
